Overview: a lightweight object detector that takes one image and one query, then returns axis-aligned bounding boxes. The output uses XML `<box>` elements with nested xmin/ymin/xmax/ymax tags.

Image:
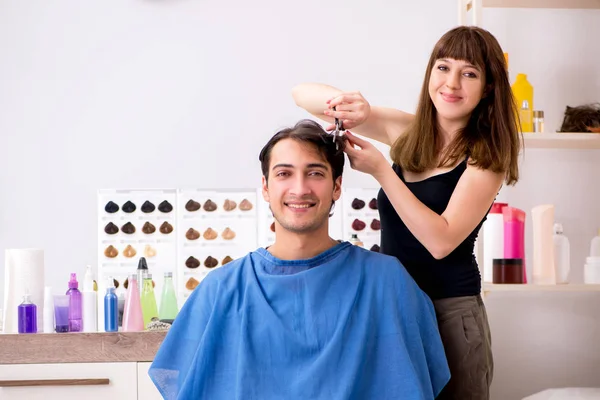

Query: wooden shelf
<box><xmin>0</xmin><ymin>331</ymin><xmax>167</xmax><ymax>365</ymax></box>
<box><xmin>523</xmin><ymin>132</ymin><xmax>600</xmax><ymax>149</ymax></box>
<box><xmin>482</xmin><ymin>0</ymin><xmax>600</xmax><ymax>8</ymax></box>
<box><xmin>460</xmin><ymin>0</ymin><xmax>600</xmax><ymax>30</ymax></box>
<box><xmin>483</xmin><ymin>283</ymin><xmax>600</xmax><ymax>292</ymax></box>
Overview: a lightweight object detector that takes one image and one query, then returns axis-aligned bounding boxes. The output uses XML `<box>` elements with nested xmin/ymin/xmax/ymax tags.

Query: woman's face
<box><xmin>428</xmin><ymin>58</ymin><xmax>486</xmax><ymax>127</ymax></box>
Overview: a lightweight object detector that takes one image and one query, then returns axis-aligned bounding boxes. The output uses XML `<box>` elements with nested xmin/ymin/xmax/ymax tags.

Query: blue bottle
<box><xmin>104</xmin><ymin>283</ymin><xmax>118</xmax><ymax>333</ymax></box>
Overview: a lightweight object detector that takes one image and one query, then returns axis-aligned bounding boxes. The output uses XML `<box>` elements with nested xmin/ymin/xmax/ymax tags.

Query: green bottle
<box><xmin>140</xmin><ymin>274</ymin><xmax>158</xmax><ymax>329</ymax></box>
<box><xmin>159</xmin><ymin>272</ymin><xmax>179</xmax><ymax>320</ymax></box>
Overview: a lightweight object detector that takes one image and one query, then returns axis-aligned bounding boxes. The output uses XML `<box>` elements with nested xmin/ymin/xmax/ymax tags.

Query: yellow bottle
<box><xmin>511</xmin><ymin>73</ymin><xmax>534</xmax><ymax>133</ymax></box>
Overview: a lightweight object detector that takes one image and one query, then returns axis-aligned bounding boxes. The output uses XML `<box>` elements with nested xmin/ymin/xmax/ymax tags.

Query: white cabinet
<box><xmin>137</xmin><ymin>362</ymin><xmax>163</xmax><ymax>400</ymax></box>
<box><xmin>0</xmin><ymin>362</ymin><xmax>138</xmax><ymax>400</ymax></box>
<box><xmin>0</xmin><ymin>362</ymin><xmax>165</xmax><ymax>400</ymax></box>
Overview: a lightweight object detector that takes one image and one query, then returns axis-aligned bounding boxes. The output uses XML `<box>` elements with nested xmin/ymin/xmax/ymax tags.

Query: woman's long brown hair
<box><xmin>391</xmin><ymin>26</ymin><xmax>522</xmax><ymax>185</ymax></box>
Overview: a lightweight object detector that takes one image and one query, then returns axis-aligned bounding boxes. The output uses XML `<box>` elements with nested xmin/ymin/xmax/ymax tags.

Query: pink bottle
<box><xmin>122</xmin><ymin>275</ymin><xmax>144</xmax><ymax>332</ymax></box>
<box><xmin>503</xmin><ymin>207</ymin><xmax>527</xmax><ymax>283</ymax></box>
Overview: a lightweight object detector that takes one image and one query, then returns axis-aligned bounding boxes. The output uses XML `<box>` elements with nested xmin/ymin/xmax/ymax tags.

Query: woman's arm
<box><xmin>343</xmin><ymin>132</ymin><xmax>503</xmax><ymax>260</ymax></box>
<box><xmin>291</xmin><ymin>82</ymin><xmax>414</xmax><ymax>146</ymax></box>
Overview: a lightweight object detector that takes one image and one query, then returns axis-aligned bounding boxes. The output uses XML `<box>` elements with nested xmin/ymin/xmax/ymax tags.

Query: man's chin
<box><xmin>279</xmin><ymin>224</ymin><xmax>318</xmax><ymax>234</ymax></box>
<box><xmin>275</xmin><ymin>219</ymin><xmax>323</xmax><ymax>235</ymax></box>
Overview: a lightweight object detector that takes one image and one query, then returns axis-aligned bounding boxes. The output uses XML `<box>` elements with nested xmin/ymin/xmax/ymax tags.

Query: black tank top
<box><xmin>377</xmin><ymin>160</ymin><xmax>483</xmax><ymax>300</ymax></box>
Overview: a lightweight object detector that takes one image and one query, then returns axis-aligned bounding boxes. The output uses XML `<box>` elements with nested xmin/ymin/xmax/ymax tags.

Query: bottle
<box><xmin>482</xmin><ymin>202</ymin><xmax>508</xmax><ymax>283</ymax></box>
<box><xmin>553</xmin><ymin>223</ymin><xmax>571</xmax><ymax>284</ymax></box>
<box><xmin>104</xmin><ymin>278</ymin><xmax>118</xmax><ymax>333</ymax></box>
<box><xmin>43</xmin><ymin>286</ymin><xmax>54</xmax><ymax>333</ymax></box>
<box><xmin>18</xmin><ymin>292</ymin><xmax>37</xmax><ymax>334</ymax></box>
<box><xmin>53</xmin><ymin>295</ymin><xmax>70</xmax><ymax>333</ymax></box>
<box><xmin>122</xmin><ymin>274</ymin><xmax>144</xmax><ymax>332</ymax></box>
<box><xmin>159</xmin><ymin>272</ymin><xmax>179</xmax><ymax>321</ymax></box>
<box><xmin>66</xmin><ymin>273</ymin><xmax>83</xmax><ymax>332</ymax></box>
<box><xmin>137</xmin><ymin>257</ymin><xmax>149</xmax><ymax>297</ymax></box>
<box><xmin>141</xmin><ymin>274</ymin><xmax>159</xmax><ymax>329</ymax></box>
<box><xmin>503</xmin><ymin>206</ymin><xmax>527</xmax><ymax>283</ymax></box>
<box><xmin>349</xmin><ymin>234</ymin><xmax>364</xmax><ymax>247</ymax></box>
<box><xmin>519</xmin><ymin>100</ymin><xmax>533</xmax><ymax>133</ymax></box>
<box><xmin>533</xmin><ymin>110</ymin><xmax>545</xmax><ymax>133</ymax></box>
<box><xmin>82</xmin><ymin>265</ymin><xmax>97</xmax><ymax>332</ymax></box>
<box><xmin>511</xmin><ymin>73</ymin><xmax>534</xmax><ymax>132</ymax></box>
<box><xmin>531</xmin><ymin>205</ymin><xmax>555</xmax><ymax>284</ymax></box>
<box><xmin>590</xmin><ymin>229</ymin><xmax>600</xmax><ymax>257</ymax></box>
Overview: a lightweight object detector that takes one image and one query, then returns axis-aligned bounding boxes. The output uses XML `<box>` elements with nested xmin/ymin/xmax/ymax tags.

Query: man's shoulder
<box><xmin>347</xmin><ymin>244</ymin><xmax>402</xmax><ymax>266</ymax></box>
<box><xmin>345</xmin><ymin>245</ymin><xmax>414</xmax><ymax>281</ymax></box>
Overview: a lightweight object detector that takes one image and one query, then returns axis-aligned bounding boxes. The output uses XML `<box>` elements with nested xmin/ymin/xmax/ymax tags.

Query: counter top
<box><xmin>0</xmin><ymin>331</ymin><xmax>167</xmax><ymax>365</ymax></box>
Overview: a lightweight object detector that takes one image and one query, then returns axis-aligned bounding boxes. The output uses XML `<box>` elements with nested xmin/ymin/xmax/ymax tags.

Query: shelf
<box><xmin>482</xmin><ymin>0</ymin><xmax>600</xmax><ymax>8</ymax></box>
<box><xmin>523</xmin><ymin>132</ymin><xmax>600</xmax><ymax>149</ymax></box>
<box><xmin>483</xmin><ymin>283</ymin><xmax>600</xmax><ymax>292</ymax></box>
<box><xmin>459</xmin><ymin>0</ymin><xmax>600</xmax><ymax>26</ymax></box>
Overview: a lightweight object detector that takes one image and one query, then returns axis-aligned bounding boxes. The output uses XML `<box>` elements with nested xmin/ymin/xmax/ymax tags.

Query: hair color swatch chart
<box><xmin>97</xmin><ymin>187</ymin><xmax>382</xmax><ymax>314</ymax></box>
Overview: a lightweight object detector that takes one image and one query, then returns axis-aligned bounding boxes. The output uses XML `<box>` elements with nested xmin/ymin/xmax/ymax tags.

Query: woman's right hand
<box><xmin>323</xmin><ymin>91</ymin><xmax>371</xmax><ymax>131</ymax></box>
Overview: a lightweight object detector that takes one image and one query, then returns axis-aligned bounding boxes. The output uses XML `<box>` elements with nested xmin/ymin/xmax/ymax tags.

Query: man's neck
<box><xmin>267</xmin><ymin>228</ymin><xmax>337</xmax><ymax>260</ymax></box>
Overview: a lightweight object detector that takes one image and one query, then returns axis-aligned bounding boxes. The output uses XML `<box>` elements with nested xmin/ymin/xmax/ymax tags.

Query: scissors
<box><xmin>330</xmin><ymin>106</ymin><xmax>345</xmax><ymax>149</ymax></box>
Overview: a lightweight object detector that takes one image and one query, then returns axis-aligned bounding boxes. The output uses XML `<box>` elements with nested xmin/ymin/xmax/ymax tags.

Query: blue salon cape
<box><xmin>149</xmin><ymin>242</ymin><xmax>450</xmax><ymax>399</ymax></box>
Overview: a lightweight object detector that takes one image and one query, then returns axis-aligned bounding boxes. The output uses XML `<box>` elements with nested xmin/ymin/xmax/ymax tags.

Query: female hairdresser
<box><xmin>292</xmin><ymin>26</ymin><xmax>521</xmax><ymax>400</ymax></box>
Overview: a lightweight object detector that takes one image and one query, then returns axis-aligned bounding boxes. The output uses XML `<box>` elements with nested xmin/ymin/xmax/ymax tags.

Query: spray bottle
<box><xmin>66</xmin><ymin>273</ymin><xmax>82</xmax><ymax>332</ymax></box>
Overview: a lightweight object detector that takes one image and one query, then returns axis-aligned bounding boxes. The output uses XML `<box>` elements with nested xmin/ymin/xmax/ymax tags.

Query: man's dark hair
<box><xmin>259</xmin><ymin>119</ymin><xmax>346</xmax><ymax>182</ymax></box>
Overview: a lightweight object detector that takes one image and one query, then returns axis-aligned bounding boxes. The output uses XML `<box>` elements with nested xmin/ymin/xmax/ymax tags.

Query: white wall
<box><xmin>1</xmin><ymin>1</ymin><xmax>599</xmax><ymax>399</ymax></box>
<box><xmin>0</xmin><ymin>0</ymin><xmax>455</xmax><ymax>301</ymax></box>
<box><xmin>485</xmin><ymin>291</ymin><xmax>600</xmax><ymax>399</ymax></box>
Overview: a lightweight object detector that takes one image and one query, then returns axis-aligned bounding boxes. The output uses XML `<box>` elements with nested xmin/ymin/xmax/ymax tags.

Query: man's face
<box><xmin>262</xmin><ymin>139</ymin><xmax>341</xmax><ymax>235</ymax></box>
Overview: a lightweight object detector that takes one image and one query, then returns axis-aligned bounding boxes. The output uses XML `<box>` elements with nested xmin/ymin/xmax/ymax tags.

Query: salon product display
<box><xmin>18</xmin><ymin>293</ymin><xmax>37</xmax><ymax>334</ymax></box>
<box><xmin>122</xmin><ymin>274</ymin><xmax>144</xmax><ymax>332</ymax></box>
<box><xmin>553</xmin><ymin>223</ymin><xmax>571</xmax><ymax>284</ymax></box>
<box><xmin>82</xmin><ymin>265</ymin><xmax>97</xmax><ymax>332</ymax></box>
<box><xmin>104</xmin><ymin>280</ymin><xmax>119</xmax><ymax>332</ymax></box>
<box><xmin>159</xmin><ymin>272</ymin><xmax>179</xmax><ymax>320</ymax></box>
<box><xmin>141</xmin><ymin>274</ymin><xmax>159</xmax><ymax>329</ymax></box>
<box><xmin>66</xmin><ymin>273</ymin><xmax>83</xmax><ymax>332</ymax></box>
<box><xmin>482</xmin><ymin>203</ymin><xmax>507</xmax><ymax>283</ymax></box>
<box><xmin>97</xmin><ymin>189</ymin><xmax>178</xmax><ymax>328</ymax></box>
<box><xmin>585</xmin><ymin>230</ymin><xmax>600</xmax><ymax>284</ymax></box>
<box><xmin>531</xmin><ymin>205</ymin><xmax>553</xmax><ymax>284</ymax></box>
<box><xmin>43</xmin><ymin>287</ymin><xmax>54</xmax><ymax>333</ymax></box>
<box><xmin>511</xmin><ymin>73</ymin><xmax>534</xmax><ymax>132</ymax></box>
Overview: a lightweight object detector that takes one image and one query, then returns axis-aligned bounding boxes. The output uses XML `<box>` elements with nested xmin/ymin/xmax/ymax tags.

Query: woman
<box><xmin>292</xmin><ymin>26</ymin><xmax>521</xmax><ymax>399</ymax></box>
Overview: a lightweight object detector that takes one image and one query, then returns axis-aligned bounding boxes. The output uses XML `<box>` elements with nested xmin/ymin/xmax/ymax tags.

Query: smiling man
<box><xmin>149</xmin><ymin>119</ymin><xmax>450</xmax><ymax>400</ymax></box>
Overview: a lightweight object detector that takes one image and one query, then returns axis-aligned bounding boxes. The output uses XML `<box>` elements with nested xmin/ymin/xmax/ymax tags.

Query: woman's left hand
<box><xmin>343</xmin><ymin>131</ymin><xmax>390</xmax><ymax>178</ymax></box>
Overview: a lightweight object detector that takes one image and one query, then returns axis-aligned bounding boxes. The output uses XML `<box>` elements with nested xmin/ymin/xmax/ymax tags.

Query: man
<box><xmin>149</xmin><ymin>120</ymin><xmax>450</xmax><ymax>399</ymax></box>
